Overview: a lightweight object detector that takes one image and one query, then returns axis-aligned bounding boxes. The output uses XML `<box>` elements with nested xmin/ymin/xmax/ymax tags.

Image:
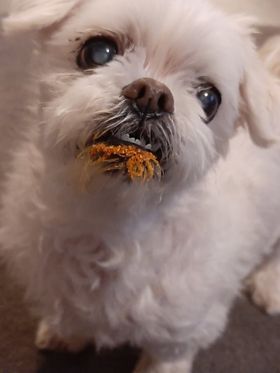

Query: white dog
<box><xmin>0</xmin><ymin>0</ymin><xmax>280</xmax><ymax>372</ymax></box>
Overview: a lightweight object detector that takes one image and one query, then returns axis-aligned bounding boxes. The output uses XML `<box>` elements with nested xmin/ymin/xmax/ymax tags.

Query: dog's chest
<box><xmin>46</xmin><ymin>229</ymin><xmax>194</xmax><ymax>346</ymax></box>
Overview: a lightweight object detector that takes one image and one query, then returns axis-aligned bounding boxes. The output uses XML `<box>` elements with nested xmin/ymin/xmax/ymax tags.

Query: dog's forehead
<box><xmin>53</xmin><ymin>0</ymin><xmax>245</xmax><ymax>86</ymax></box>
<box><xmin>60</xmin><ymin>0</ymin><xmax>237</xmax><ymax>49</ymax></box>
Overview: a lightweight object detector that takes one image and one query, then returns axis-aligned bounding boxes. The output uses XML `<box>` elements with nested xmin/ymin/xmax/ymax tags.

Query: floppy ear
<box><xmin>4</xmin><ymin>0</ymin><xmax>82</xmax><ymax>34</ymax></box>
<box><xmin>238</xmin><ymin>23</ymin><xmax>280</xmax><ymax>146</ymax></box>
<box><xmin>241</xmin><ymin>58</ymin><xmax>280</xmax><ymax>146</ymax></box>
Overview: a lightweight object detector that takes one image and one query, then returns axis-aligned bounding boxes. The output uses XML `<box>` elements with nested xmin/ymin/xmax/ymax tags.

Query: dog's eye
<box><xmin>77</xmin><ymin>37</ymin><xmax>118</xmax><ymax>69</ymax></box>
<box><xmin>196</xmin><ymin>84</ymin><xmax>221</xmax><ymax>123</ymax></box>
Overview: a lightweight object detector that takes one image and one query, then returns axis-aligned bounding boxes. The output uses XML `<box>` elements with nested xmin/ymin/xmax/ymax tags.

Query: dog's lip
<box><xmin>89</xmin><ymin>135</ymin><xmax>147</xmax><ymax>151</ymax></box>
<box><xmin>85</xmin><ymin>133</ymin><xmax>162</xmax><ymax>161</ymax></box>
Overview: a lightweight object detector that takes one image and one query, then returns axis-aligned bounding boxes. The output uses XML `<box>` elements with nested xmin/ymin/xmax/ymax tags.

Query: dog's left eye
<box><xmin>196</xmin><ymin>84</ymin><xmax>222</xmax><ymax>123</ymax></box>
<box><xmin>77</xmin><ymin>37</ymin><xmax>118</xmax><ymax>69</ymax></box>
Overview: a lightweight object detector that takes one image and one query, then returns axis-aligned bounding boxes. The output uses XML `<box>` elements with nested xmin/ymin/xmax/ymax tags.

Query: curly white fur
<box><xmin>1</xmin><ymin>0</ymin><xmax>280</xmax><ymax>372</ymax></box>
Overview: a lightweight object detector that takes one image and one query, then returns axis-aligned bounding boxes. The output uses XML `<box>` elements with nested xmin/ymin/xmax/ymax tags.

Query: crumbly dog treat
<box><xmin>78</xmin><ymin>142</ymin><xmax>161</xmax><ymax>182</ymax></box>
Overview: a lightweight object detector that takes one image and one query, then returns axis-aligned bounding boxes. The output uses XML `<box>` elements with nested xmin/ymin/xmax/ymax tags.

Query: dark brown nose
<box><xmin>122</xmin><ymin>78</ymin><xmax>174</xmax><ymax>115</ymax></box>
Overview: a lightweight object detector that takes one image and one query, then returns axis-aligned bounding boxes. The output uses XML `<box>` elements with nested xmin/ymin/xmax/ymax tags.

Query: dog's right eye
<box><xmin>77</xmin><ymin>37</ymin><xmax>118</xmax><ymax>69</ymax></box>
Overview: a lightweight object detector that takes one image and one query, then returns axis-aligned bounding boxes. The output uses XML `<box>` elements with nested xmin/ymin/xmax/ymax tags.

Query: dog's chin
<box><xmin>71</xmin><ymin>148</ymin><xmax>198</xmax><ymax>208</ymax></box>
<box><xmin>68</xmin><ymin>160</ymin><xmax>167</xmax><ymax>219</ymax></box>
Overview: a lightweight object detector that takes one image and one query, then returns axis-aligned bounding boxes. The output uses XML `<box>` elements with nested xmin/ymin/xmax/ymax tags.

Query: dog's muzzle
<box><xmin>79</xmin><ymin>78</ymin><xmax>176</xmax><ymax>182</ymax></box>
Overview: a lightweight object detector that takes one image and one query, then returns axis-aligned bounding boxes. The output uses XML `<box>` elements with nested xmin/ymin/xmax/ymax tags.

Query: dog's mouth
<box><xmin>85</xmin><ymin>127</ymin><xmax>163</xmax><ymax>161</ymax></box>
<box><xmin>76</xmin><ymin>106</ymin><xmax>175</xmax><ymax>184</ymax></box>
<box><xmin>79</xmin><ymin>128</ymin><xmax>162</xmax><ymax>183</ymax></box>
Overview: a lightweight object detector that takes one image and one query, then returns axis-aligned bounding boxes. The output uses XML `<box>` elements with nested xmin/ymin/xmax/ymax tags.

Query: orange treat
<box><xmin>78</xmin><ymin>143</ymin><xmax>161</xmax><ymax>182</ymax></box>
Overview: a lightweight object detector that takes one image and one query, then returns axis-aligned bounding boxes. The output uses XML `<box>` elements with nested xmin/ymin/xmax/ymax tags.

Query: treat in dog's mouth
<box><xmin>77</xmin><ymin>131</ymin><xmax>162</xmax><ymax>182</ymax></box>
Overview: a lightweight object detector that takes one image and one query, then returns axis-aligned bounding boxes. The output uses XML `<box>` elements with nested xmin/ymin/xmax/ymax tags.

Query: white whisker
<box><xmin>87</xmin><ymin>101</ymin><xmax>178</xmax><ymax>166</ymax></box>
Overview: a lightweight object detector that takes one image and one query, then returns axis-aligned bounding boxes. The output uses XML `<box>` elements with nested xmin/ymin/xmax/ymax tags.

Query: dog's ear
<box><xmin>241</xmin><ymin>53</ymin><xmax>280</xmax><ymax>146</ymax></box>
<box><xmin>4</xmin><ymin>0</ymin><xmax>82</xmax><ymax>34</ymax></box>
<box><xmin>237</xmin><ymin>20</ymin><xmax>280</xmax><ymax>146</ymax></box>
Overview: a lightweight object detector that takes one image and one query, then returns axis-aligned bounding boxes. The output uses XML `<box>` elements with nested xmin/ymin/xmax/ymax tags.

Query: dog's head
<box><xmin>5</xmin><ymin>0</ymin><xmax>279</xmax><ymax>194</ymax></box>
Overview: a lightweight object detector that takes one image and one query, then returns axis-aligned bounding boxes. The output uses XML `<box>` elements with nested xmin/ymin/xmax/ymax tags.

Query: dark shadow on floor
<box><xmin>37</xmin><ymin>345</ymin><xmax>139</xmax><ymax>373</ymax></box>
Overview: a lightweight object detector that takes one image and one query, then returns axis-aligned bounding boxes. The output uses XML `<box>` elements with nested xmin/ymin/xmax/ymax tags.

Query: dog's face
<box><xmin>5</xmin><ymin>0</ymin><xmax>277</xmax><ymax>194</ymax></box>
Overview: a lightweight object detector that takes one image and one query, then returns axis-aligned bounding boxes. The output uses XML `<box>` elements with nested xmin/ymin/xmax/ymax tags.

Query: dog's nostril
<box><xmin>138</xmin><ymin>86</ymin><xmax>147</xmax><ymax>99</ymax></box>
<box><xmin>158</xmin><ymin>94</ymin><xmax>167</xmax><ymax>112</ymax></box>
<box><xmin>122</xmin><ymin>78</ymin><xmax>174</xmax><ymax>115</ymax></box>
<box><xmin>159</xmin><ymin>92</ymin><xmax>174</xmax><ymax>114</ymax></box>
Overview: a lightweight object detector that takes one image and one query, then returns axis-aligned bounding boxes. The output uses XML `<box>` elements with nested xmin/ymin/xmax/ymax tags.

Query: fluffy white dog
<box><xmin>0</xmin><ymin>0</ymin><xmax>280</xmax><ymax>372</ymax></box>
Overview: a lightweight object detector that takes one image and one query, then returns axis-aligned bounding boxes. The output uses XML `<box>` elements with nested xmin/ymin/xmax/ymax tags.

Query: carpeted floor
<box><xmin>1</xmin><ymin>262</ymin><xmax>280</xmax><ymax>373</ymax></box>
